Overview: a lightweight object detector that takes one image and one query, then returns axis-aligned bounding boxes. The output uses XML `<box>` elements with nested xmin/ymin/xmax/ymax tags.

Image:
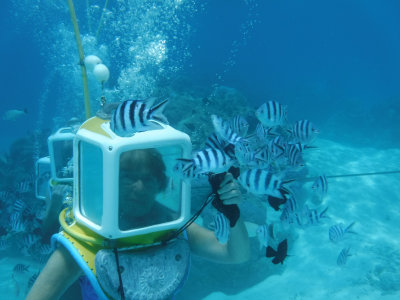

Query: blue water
<box><xmin>1</xmin><ymin>1</ymin><xmax>400</xmax><ymax>299</ymax></box>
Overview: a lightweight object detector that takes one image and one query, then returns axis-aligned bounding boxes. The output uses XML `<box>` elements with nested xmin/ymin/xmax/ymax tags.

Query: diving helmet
<box><xmin>48</xmin><ymin>127</ymin><xmax>75</xmax><ymax>182</ymax></box>
<box><xmin>73</xmin><ymin>116</ymin><xmax>192</xmax><ymax>239</ymax></box>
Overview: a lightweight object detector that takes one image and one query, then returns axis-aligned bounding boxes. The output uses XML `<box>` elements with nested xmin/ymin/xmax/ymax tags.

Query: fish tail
<box><xmin>345</xmin><ymin>222</ymin><xmax>356</xmax><ymax>234</ymax></box>
<box><xmin>305</xmin><ymin>145</ymin><xmax>318</xmax><ymax>149</ymax></box>
<box><xmin>176</xmin><ymin>158</ymin><xmax>195</xmax><ymax>171</ymax></box>
<box><xmin>320</xmin><ymin>206</ymin><xmax>329</xmax><ymax>218</ymax></box>
<box><xmin>149</xmin><ymin>98</ymin><xmax>169</xmax><ymax>125</ymax></box>
<box><xmin>266</xmin><ymin>246</ymin><xmax>277</xmax><ymax>258</ymax></box>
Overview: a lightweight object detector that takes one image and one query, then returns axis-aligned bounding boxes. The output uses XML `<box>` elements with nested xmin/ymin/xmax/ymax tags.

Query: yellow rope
<box><xmin>67</xmin><ymin>0</ymin><xmax>91</xmax><ymax>120</ymax></box>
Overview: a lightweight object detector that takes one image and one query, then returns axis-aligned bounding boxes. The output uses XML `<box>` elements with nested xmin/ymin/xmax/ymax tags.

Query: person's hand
<box><xmin>217</xmin><ymin>173</ymin><xmax>243</xmax><ymax>205</ymax></box>
<box><xmin>209</xmin><ymin>172</ymin><xmax>241</xmax><ymax>227</ymax></box>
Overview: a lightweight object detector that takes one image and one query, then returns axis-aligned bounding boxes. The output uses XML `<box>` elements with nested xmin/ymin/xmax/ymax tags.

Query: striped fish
<box><xmin>172</xmin><ymin>160</ymin><xmax>202</xmax><ymax>180</ymax></box>
<box><xmin>238</xmin><ymin>168</ymin><xmax>283</xmax><ymax>198</ymax></box>
<box><xmin>292</xmin><ymin>120</ymin><xmax>319</xmax><ymax>144</ymax></box>
<box><xmin>231</xmin><ymin>115</ymin><xmax>249</xmax><ymax>137</ymax></box>
<box><xmin>312</xmin><ymin>175</ymin><xmax>328</xmax><ymax>198</ymax></box>
<box><xmin>10</xmin><ymin>213</ymin><xmax>26</xmax><ymax>233</ymax></box>
<box><xmin>337</xmin><ymin>247</ymin><xmax>351</xmax><ymax>266</ymax></box>
<box><xmin>280</xmin><ymin>208</ymin><xmax>303</xmax><ymax>227</ymax></box>
<box><xmin>329</xmin><ymin>222</ymin><xmax>355</xmax><ymax>243</ymax></box>
<box><xmin>16</xmin><ymin>180</ymin><xmax>32</xmax><ymax>194</ymax></box>
<box><xmin>234</xmin><ymin>140</ymin><xmax>257</xmax><ymax>167</ymax></box>
<box><xmin>255</xmin><ymin>101</ymin><xmax>287</xmax><ymax>127</ymax></box>
<box><xmin>13</xmin><ymin>264</ymin><xmax>29</xmax><ymax>274</ymax></box>
<box><xmin>177</xmin><ymin>147</ymin><xmax>235</xmax><ymax>176</ymax></box>
<box><xmin>212</xmin><ymin>212</ymin><xmax>230</xmax><ymax>244</ymax></box>
<box><xmin>13</xmin><ymin>199</ymin><xmax>26</xmax><ymax>213</ymax></box>
<box><xmin>253</xmin><ymin>147</ymin><xmax>272</xmax><ymax>169</ymax></box>
<box><xmin>255</xmin><ymin>123</ymin><xmax>270</xmax><ymax>144</ymax></box>
<box><xmin>36</xmin><ymin>243</ymin><xmax>53</xmax><ymax>256</ymax></box>
<box><xmin>0</xmin><ymin>237</ymin><xmax>8</xmax><ymax>251</ymax></box>
<box><xmin>289</xmin><ymin>142</ymin><xmax>315</xmax><ymax>152</ymax></box>
<box><xmin>110</xmin><ymin>98</ymin><xmax>169</xmax><ymax>137</ymax></box>
<box><xmin>286</xmin><ymin>144</ymin><xmax>304</xmax><ymax>168</ymax></box>
<box><xmin>256</xmin><ymin>223</ymin><xmax>275</xmax><ymax>248</ymax></box>
<box><xmin>211</xmin><ymin>115</ymin><xmax>242</xmax><ymax>145</ymax></box>
<box><xmin>205</xmin><ymin>133</ymin><xmax>228</xmax><ymax>151</ymax></box>
<box><xmin>303</xmin><ymin>206</ymin><xmax>328</xmax><ymax>226</ymax></box>
<box><xmin>0</xmin><ymin>191</ymin><xmax>10</xmax><ymax>200</ymax></box>
<box><xmin>27</xmin><ymin>271</ymin><xmax>41</xmax><ymax>290</ymax></box>
<box><xmin>284</xmin><ymin>192</ymin><xmax>298</xmax><ymax>214</ymax></box>
<box><xmin>21</xmin><ymin>234</ymin><xmax>41</xmax><ymax>250</ymax></box>
<box><xmin>268</xmin><ymin>137</ymin><xmax>285</xmax><ymax>159</ymax></box>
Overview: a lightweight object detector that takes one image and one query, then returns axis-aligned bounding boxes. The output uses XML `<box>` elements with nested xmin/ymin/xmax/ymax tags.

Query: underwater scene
<box><xmin>1</xmin><ymin>0</ymin><xmax>400</xmax><ymax>299</ymax></box>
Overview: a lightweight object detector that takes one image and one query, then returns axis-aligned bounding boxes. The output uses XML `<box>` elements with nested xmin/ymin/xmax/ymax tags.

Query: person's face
<box><xmin>119</xmin><ymin>150</ymin><xmax>164</xmax><ymax>220</ymax></box>
<box><xmin>119</xmin><ymin>168</ymin><xmax>160</xmax><ymax>217</ymax></box>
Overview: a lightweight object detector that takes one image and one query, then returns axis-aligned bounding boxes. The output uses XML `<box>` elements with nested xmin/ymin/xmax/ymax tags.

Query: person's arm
<box><xmin>26</xmin><ymin>245</ymin><xmax>83</xmax><ymax>300</ymax></box>
<box><xmin>41</xmin><ymin>184</ymin><xmax>70</xmax><ymax>240</ymax></box>
<box><xmin>187</xmin><ymin>173</ymin><xmax>250</xmax><ymax>264</ymax></box>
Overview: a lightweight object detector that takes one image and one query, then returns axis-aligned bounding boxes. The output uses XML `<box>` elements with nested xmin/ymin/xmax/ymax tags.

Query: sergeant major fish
<box><xmin>329</xmin><ymin>222</ymin><xmax>356</xmax><ymax>243</ymax></box>
<box><xmin>110</xmin><ymin>98</ymin><xmax>169</xmax><ymax>137</ymax></box>
<box><xmin>176</xmin><ymin>147</ymin><xmax>235</xmax><ymax>176</ymax></box>
<box><xmin>291</xmin><ymin>120</ymin><xmax>319</xmax><ymax>145</ymax></box>
<box><xmin>238</xmin><ymin>168</ymin><xmax>284</xmax><ymax>199</ymax></box>
<box><xmin>13</xmin><ymin>263</ymin><xmax>29</xmax><ymax>274</ymax></box>
<box><xmin>211</xmin><ymin>212</ymin><xmax>230</xmax><ymax>244</ymax></box>
<box><xmin>234</xmin><ymin>140</ymin><xmax>257</xmax><ymax>167</ymax></box>
<box><xmin>286</xmin><ymin>144</ymin><xmax>304</xmax><ymax>168</ymax></box>
<box><xmin>312</xmin><ymin>175</ymin><xmax>328</xmax><ymax>198</ymax></box>
<box><xmin>172</xmin><ymin>160</ymin><xmax>202</xmax><ymax>181</ymax></box>
<box><xmin>337</xmin><ymin>247</ymin><xmax>351</xmax><ymax>266</ymax></box>
<box><xmin>255</xmin><ymin>101</ymin><xmax>287</xmax><ymax>128</ymax></box>
<box><xmin>302</xmin><ymin>205</ymin><xmax>329</xmax><ymax>226</ymax></box>
<box><xmin>231</xmin><ymin>115</ymin><xmax>249</xmax><ymax>137</ymax></box>
<box><xmin>211</xmin><ymin>115</ymin><xmax>243</xmax><ymax>145</ymax></box>
<box><xmin>257</xmin><ymin>223</ymin><xmax>275</xmax><ymax>249</ymax></box>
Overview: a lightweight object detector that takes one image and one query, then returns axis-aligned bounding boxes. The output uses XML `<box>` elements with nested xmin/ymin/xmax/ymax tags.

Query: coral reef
<box><xmin>165</xmin><ymin>85</ymin><xmax>252</xmax><ymax>149</ymax></box>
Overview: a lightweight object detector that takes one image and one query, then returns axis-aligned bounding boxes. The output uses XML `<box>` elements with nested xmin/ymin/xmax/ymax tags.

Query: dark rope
<box><xmin>288</xmin><ymin>170</ymin><xmax>400</xmax><ymax>183</ymax></box>
<box><xmin>163</xmin><ymin>192</ymin><xmax>216</xmax><ymax>243</ymax></box>
<box><xmin>113</xmin><ymin>248</ymin><xmax>125</xmax><ymax>300</ymax></box>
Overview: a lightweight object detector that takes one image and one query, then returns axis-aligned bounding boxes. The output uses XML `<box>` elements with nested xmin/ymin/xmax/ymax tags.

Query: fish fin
<box><xmin>267</xmin><ymin>127</ymin><xmax>280</xmax><ymax>137</ymax></box>
<box><xmin>272</xmin><ymin>257</ymin><xmax>280</xmax><ymax>264</ymax></box>
<box><xmin>144</xmin><ymin>97</ymin><xmax>157</xmax><ymax>107</ymax></box>
<box><xmin>205</xmin><ymin>133</ymin><xmax>226</xmax><ymax>150</ymax></box>
<box><xmin>345</xmin><ymin>222</ymin><xmax>356</xmax><ymax>233</ymax></box>
<box><xmin>282</xmin><ymin>179</ymin><xmax>296</xmax><ymax>185</ymax></box>
<box><xmin>149</xmin><ymin>98</ymin><xmax>169</xmax><ymax>125</ymax></box>
<box><xmin>266</xmin><ymin>246</ymin><xmax>277</xmax><ymax>258</ymax></box>
<box><xmin>147</xmin><ymin>121</ymin><xmax>164</xmax><ymax>130</ymax></box>
<box><xmin>267</xmin><ymin>196</ymin><xmax>281</xmax><ymax>211</ymax></box>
